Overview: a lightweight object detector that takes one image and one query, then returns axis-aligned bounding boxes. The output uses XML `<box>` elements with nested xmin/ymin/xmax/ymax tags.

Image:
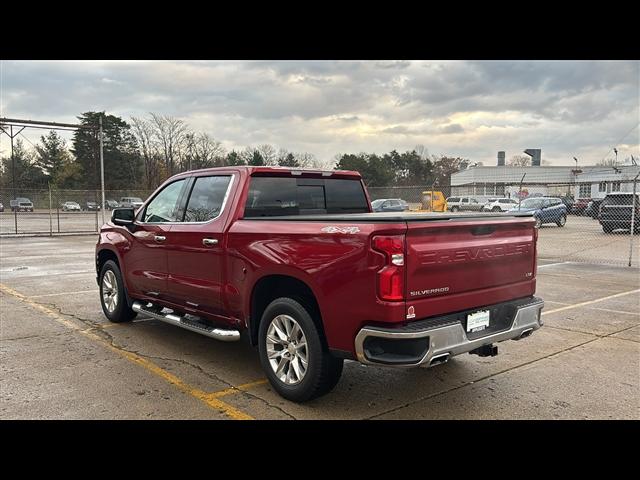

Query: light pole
<box><xmin>573</xmin><ymin>157</ymin><xmax>578</xmax><ymax>169</ymax></box>
<box><xmin>99</xmin><ymin>115</ymin><xmax>106</xmax><ymax>226</ymax></box>
<box><xmin>614</xmin><ymin>148</ymin><xmax>618</xmax><ymax>165</ymax></box>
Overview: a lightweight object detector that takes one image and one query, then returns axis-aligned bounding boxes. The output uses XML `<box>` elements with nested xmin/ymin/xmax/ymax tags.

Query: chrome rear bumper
<box><xmin>354</xmin><ymin>297</ymin><xmax>544</xmax><ymax>367</ymax></box>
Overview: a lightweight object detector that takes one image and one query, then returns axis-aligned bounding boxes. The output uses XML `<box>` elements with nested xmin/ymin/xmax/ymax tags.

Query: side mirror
<box><xmin>112</xmin><ymin>207</ymin><xmax>135</xmax><ymax>226</ymax></box>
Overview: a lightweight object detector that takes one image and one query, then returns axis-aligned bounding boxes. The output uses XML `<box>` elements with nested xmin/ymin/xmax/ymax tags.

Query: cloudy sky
<box><xmin>1</xmin><ymin>60</ymin><xmax>638</xmax><ymax>166</ymax></box>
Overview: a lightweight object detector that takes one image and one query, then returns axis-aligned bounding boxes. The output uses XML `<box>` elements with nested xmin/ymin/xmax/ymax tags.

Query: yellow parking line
<box><xmin>542</xmin><ymin>289</ymin><xmax>640</xmax><ymax>316</ymax></box>
<box><xmin>0</xmin><ymin>283</ymin><xmax>254</xmax><ymax>420</ymax></box>
<box><xmin>207</xmin><ymin>379</ymin><xmax>269</xmax><ymax>398</ymax></box>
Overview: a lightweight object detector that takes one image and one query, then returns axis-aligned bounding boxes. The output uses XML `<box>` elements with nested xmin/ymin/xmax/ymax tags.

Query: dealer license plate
<box><xmin>467</xmin><ymin>310</ymin><xmax>490</xmax><ymax>332</ymax></box>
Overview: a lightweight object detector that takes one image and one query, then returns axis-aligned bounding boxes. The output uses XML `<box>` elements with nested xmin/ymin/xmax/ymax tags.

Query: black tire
<box><xmin>602</xmin><ymin>225</ymin><xmax>614</xmax><ymax>234</ymax></box>
<box><xmin>258</xmin><ymin>297</ymin><xmax>343</xmax><ymax>402</ymax></box>
<box><xmin>492</xmin><ymin>207</ymin><xmax>501</xmax><ymax>212</ymax></box>
<box><xmin>99</xmin><ymin>259</ymin><xmax>137</xmax><ymax>323</ymax></box>
<box><xmin>451</xmin><ymin>206</ymin><xmax>459</xmax><ymax>212</ymax></box>
<box><xmin>556</xmin><ymin>215</ymin><xmax>566</xmax><ymax>227</ymax></box>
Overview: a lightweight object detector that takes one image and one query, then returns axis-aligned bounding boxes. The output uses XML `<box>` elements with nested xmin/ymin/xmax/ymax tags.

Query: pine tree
<box><xmin>72</xmin><ymin>112</ymin><xmax>142</xmax><ymax>190</ymax></box>
<box><xmin>35</xmin><ymin>130</ymin><xmax>70</xmax><ymax>185</ymax></box>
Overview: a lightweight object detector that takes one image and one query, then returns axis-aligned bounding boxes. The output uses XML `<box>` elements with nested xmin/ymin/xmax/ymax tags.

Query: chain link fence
<box><xmin>2</xmin><ymin>171</ymin><xmax>639</xmax><ymax>267</ymax></box>
<box><xmin>0</xmin><ymin>187</ymin><xmax>153</xmax><ymax>236</ymax></box>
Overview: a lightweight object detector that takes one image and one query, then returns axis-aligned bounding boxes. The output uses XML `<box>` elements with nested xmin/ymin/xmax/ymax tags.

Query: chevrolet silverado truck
<box><xmin>96</xmin><ymin>166</ymin><xmax>544</xmax><ymax>402</ymax></box>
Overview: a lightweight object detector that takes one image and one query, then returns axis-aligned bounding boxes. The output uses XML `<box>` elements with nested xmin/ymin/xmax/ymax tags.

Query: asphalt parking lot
<box><xmin>1</xmin><ymin>235</ymin><xmax>638</xmax><ymax>419</ymax></box>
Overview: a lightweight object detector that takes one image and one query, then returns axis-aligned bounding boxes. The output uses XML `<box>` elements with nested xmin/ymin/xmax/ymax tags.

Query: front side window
<box><xmin>142</xmin><ymin>179</ymin><xmax>186</xmax><ymax>223</ymax></box>
<box><xmin>183</xmin><ymin>176</ymin><xmax>232</xmax><ymax>222</ymax></box>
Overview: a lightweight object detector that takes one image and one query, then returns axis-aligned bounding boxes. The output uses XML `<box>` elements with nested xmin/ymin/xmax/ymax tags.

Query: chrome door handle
<box><xmin>202</xmin><ymin>238</ymin><xmax>218</xmax><ymax>246</ymax></box>
<box><xmin>154</xmin><ymin>235</ymin><xmax>166</xmax><ymax>242</ymax></box>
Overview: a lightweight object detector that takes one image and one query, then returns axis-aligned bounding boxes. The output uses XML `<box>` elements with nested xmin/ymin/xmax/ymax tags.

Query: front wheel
<box><xmin>556</xmin><ymin>215</ymin><xmax>566</xmax><ymax>227</ymax></box>
<box><xmin>602</xmin><ymin>225</ymin><xmax>614</xmax><ymax>234</ymax></box>
<box><xmin>99</xmin><ymin>260</ymin><xmax>137</xmax><ymax>323</ymax></box>
<box><xmin>258</xmin><ymin>297</ymin><xmax>343</xmax><ymax>402</ymax></box>
<box><xmin>451</xmin><ymin>206</ymin><xmax>459</xmax><ymax>212</ymax></box>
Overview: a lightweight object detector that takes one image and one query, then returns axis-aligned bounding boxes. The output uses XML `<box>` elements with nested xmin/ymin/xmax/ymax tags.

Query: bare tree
<box><xmin>414</xmin><ymin>144</ymin><xmax>430</xmax><ymax>160</ymax></box>
<box><xmin>256</xmin><ymin>144</ymin><xmax>278</xmax><ymax>166</ymax></box>
<box><xmin>296</xmin><ymin>152</ymin><xmax>326</xmax><ymax>169</ymax></box>
<box><xmin>149</xmin><ymin>113</ymin><xmax>188</xmax><ymax>176</ymax></box>
<box><xmin>131</xmin><ymin>116</ymin><xmax>162</xmax><ymax>188</ymax></box>
<box><xmin>188</xmin><ymin>133</ymin><xmax>226</xmax><ymax>169</ymax></box>
<box><xmin>508</xmin><ymin>155</ymin><xmax>531</xmax><ymax>167</ymax></box>
<box><xmin>596</xmin><ymin>158</ymin><xmax>622</xmax><ymax>167</ymax></box>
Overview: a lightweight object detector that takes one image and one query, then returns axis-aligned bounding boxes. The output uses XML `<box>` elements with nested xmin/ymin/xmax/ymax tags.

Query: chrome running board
<box><xmin>132</xmin><ymin>301</ymin><xmax>241</xmax><ymax>342</ymax></box>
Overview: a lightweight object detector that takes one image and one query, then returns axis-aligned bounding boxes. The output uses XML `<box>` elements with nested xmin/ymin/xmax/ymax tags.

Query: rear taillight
<box><xmin>372</xmin><ymin>235</ymin><xmax>405</xmax><ymax>301</ymax></box>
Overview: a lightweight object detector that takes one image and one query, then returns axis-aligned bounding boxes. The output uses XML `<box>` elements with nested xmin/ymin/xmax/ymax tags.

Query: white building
<box><xmin>573</xmin><ymin>165</ymin><xmax>640</xmax><ymax>199</ymax></box>
<box><xmin>450</xmin><ymin>164</ymin><xmax>640</xmax><ymax>200</ymax></box>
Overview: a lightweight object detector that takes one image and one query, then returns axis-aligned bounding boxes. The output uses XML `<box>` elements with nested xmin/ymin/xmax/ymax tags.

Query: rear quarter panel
<box><xmin>226</xmin><ymin>219</ymin><xmax>407</xmax><ymax>352</ymax></box>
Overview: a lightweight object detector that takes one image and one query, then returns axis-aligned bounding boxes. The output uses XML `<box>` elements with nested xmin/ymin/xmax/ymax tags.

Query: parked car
<box><xmin>10</xmin><ymin>197</ymin><xmax>34</xmax><ymax>212</ymax></box>
<box><xmin>599</xmin><ymin>192</ymin><xmax>640</xmax><ymax>233</ymax></box>
<box><xmin>97</xmin><ymin>166</ymin><xmax>544</xmax><ymax>402</ymax></box>
<box><xmin>446</xmin><ymin>196</ymin><xmax>483</xmax><ymax>212</ymax></box>
<box><xmin>482</xmin><ymin>198</ymin><xmax>519</xmax><ymax>212</ymax></box>
<box><xmin>371</xmin><ymin>198</ymin><xmax>409</xmax><ymax>212</ymax></box>
<box><xmin>571</xmin><ymin>198</ymin><xmax>591</xmax><ymax>215</ymax></box>
<box><xmin>83</xmin><ymin>201</ymin><xmax>101</xmax><ymax>211</ymax></box>
<box><xmin>61</xmin><ymin>201</ymin><xmax>81</xmax><ymax>212</ymax></box>
<box><xmin>119</xmin><ymin>197</ymin><xmax>144</xmax><ymax>209</ymax></box>
<box><xmin>509</xmin><ymin>197</ymin><xmax>567</xmax><ymax>227</ymax></box>
<box><xmin>0</xmin><ymin>202</ymin><xmax>4</xmax><ymax>212</ymax></box>
<box><xmin>416</xmin><ymin>190</ymin><xmax>447</xmax><ymax>212</ymax></box>
<box><xmin>584</xmin><ymin>198</ymin><xmax>604</xmax><ymax>219</ymax></box>
<box><xmin>560</xmin><ymin>195</ymin><xmax>574</xmax><ymax>210</ymax></box>
<box><xmin>105</xmin><ymin>199</ymin><xmax>119</xmax><ymax>210</ymax></box>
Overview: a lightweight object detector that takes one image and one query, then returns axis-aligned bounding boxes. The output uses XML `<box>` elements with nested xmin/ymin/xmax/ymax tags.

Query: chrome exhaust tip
<box><xmin>429</xmin><ymin>352</ymin><xmax>450</xmax><ymax>367</ymax></box>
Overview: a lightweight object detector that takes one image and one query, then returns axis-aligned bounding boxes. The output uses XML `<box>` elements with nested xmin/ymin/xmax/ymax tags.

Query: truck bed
<box><xmin>242</xmin><ymin>211</ymin><xmax>535</xmax><ymax>222</ymax></box>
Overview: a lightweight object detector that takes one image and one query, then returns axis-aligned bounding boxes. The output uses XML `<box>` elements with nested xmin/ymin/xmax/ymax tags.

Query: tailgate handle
<box><xmin>471</xmin><ymin>226</ymin><xmax>495</xmax><ymax>236</ymax></box>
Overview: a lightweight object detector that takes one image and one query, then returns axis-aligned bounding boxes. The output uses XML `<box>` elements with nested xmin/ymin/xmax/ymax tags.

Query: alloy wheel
<box><xmin>266</xmin><ymin>314</ymin><xmax>308</xmax><ymax>385</ymax></box>
<box><xmin>101</xmin><ymin>270</ymin><xmax>119</xmax><ymax>313</ymax></box>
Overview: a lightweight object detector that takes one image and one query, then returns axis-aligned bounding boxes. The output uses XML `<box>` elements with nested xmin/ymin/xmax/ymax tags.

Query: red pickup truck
<box><xmin>96</xmin><ymin>166</ymin><xmax>544</xmax><ymax>402</ymax></box>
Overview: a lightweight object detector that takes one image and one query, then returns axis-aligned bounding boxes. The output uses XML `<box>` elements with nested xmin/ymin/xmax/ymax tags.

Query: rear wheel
<box><xmin>99</xmin><ymin>260</ymin><xmax>137</xmax><ymax>323</ymax></box>
<box><xmin>556</xmin><ymin>215</ymin><xmax>566</xmax><ymax>227</ymax></box>
<box><xmin>602</xmin><ymin>225</ymin><xmax>614</xmax><ymax>234</ymax></box>
<box><xmin>451</xmin><ymin>206</ymin><xmax>459</xmax><ymax>212</ymax></box>
<box><xmin>492</xmin><ymin>207</ymin><xmax>501</xmax><ymax>212</ymax></box>
<box><xmin>535</xmin><ymin>217</ymin><xmax>542</xmax><ymax>228</ymax></box>
<box><xmin>258</xmin><ymin>297</ymin><xmax>343</xmax><ymax>402</ymax></box>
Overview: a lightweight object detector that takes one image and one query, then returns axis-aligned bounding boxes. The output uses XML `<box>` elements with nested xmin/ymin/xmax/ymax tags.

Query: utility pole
<box><xmin>0</xmin><ymin>124</ymin><xmax>25</xmax><ymax>234</ymax></box>
<box><xmin>629</xmin><ymin>171</ymin><xmax>639</xmax><ymax>267</ymax></box>
<box><xmin>99</xmin><ymin>115</ymin><xmax>106</xmax><ymax>226</ymax></box>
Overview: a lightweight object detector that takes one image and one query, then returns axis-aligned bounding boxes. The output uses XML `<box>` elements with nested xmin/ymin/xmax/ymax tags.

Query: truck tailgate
<box><xmin>405</xmin><ymin>217</ymin><xmax>537</xmax><ymax>319</ymax></box>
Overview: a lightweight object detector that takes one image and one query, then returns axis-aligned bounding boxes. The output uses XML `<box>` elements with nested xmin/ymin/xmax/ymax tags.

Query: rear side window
<box><xmin>183</xmin><ymin>176</ymin><xmax>232</xmax><ymax>222</ymax></box>
<box><xmin>244</xmin><ymin>176</ymin><xmax>368</xmax><ymax>217</ymax></box>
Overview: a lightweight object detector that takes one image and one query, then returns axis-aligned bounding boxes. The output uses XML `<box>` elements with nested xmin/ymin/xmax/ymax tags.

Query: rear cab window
<box><xmin>243</xmin><ymin>175</ymin><xmax>369</xmax><ymax>217</ymax></box>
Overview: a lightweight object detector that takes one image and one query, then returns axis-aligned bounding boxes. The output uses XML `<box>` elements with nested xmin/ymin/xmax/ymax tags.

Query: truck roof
<box><xmin>168</xmin><ymin>165</ymin><xmax>361</xmax><ymax>180</ymax></box>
